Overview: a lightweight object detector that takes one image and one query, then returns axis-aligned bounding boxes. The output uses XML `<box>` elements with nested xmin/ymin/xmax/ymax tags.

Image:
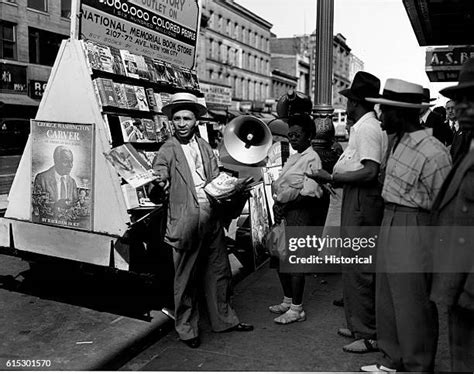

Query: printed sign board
<box><xmin>81</xmin><ymin>0</ymin><xmax>200</xmax><ymax>69</ymax></box>
<box><xmin>31</xmin><ymin>120</ymin><xmax>95</xmax><ymax>231</ymax></box>
<box><xmin>200</xmin><ymin>82</ymin><xmax>232</xmax><ymax>107</ymax></box>
<box><xmin>29</xmin><ymin>80</ymin><xmax>48</xmax><ymax>99</ymax></box>
<box><xmin>426</xmin><ymin>46</ymin><xmax>474</xmax><ymax>82</ymax></box>
<box><xmin>0</xmin><ymin>63</ymin><xmax>27</xmax><ymax>94</ymax></box>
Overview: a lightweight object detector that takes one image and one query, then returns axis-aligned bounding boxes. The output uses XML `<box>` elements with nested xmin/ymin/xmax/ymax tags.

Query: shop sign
<box><xmin>29</xmin><ymin>80</ymin><xmax>48</xmax><ymax>99</ymax></box>
<box><xmin>426</xmin><ymin>47</ymin><xmax>474</xmax><ymax>67</ymax></box>
<box><xmin>426</xmin><ymin>46</ymin><xmax>474</xmax><ymax>82</ymax></box>
<box><xmin>0</xmin><ymin>63</ymin><xmax>27</xmax><ymax>94</ymax></box>
<box><xmin>200</xmin><ymin>83</ymin><xmax>231</xmax><ymax>107</ymax></box>
<box><xmin>240</xmin><ymin>101</ymin><xmax>251</xmax><ymax>112</ymax></box>
<box><xmin>81</xmin><ymin>0</ymin><xmax>200</xmax><ymax>69</ymax></box>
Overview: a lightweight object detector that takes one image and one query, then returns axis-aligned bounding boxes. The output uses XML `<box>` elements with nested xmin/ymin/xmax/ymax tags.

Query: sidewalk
<box><xmin>0</xmin><ymin>254</ymin><xmax>173</xmax><ymax>371</ymax></box>
<box><xmin>120</xmin><ymin>264</ymin><xmax>451</xmax><ymax>372</ymax></box>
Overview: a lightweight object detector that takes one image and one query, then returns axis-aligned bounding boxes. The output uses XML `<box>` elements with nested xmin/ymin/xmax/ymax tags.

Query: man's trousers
<box><xmin>172</xmin><ymin>202</ymin><xmax>239</xmax><ymax>340</ymax></box>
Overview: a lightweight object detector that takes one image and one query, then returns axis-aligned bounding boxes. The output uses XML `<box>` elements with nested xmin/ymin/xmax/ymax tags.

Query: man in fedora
<box><xmin>430</xmin><ymin>57</ymin><xmax>474</xmax><ymax>371</ymax></box>
<box><xmin>361</xmin><ymin>79</ymin><xmax>451</xmax><ymax>372</ymax></box>
<box><xmin>150</xmin><ymin>92</ymin><xmax>253</xmax><ymax>349</ymax></box>
<box><xmin>419</xmin><ymin>88</ymin><xmax>452</xmax><ymax>146</ymax></box>
<box><xmin>307</xmin><ymin>71</ymin><xmax>387</xmax><ymax>354</ymax></box>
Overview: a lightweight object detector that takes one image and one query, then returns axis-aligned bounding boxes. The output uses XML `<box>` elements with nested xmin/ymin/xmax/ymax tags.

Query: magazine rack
<box><xmin>0</xmin><ymin>38</ymin><xmax>193</xmax><ymax>271</ymax></box>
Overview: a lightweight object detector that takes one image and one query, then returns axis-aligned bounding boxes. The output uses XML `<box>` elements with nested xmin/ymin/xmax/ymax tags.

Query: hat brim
<box><xmin>162</xmin><ymin>102</ymin><xmax>208</xmax><ymax>119</ymax></box>
<box><xmin>440</xmin><ymin>82</ymin><xmax>474</xmax><ymax>99</ymax></box>
<box><xmin>365</xmin><ymin>97</ymin><xmax>433</xmax><ymax>109</ymax></box>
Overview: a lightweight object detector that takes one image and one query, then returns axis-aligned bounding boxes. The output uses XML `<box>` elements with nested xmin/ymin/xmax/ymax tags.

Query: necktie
<box><xmin>60</xmin><ymin>176</ymin><xmax>67</xmax><ymax>200</ymax></box>
<box><xmin>190</xmin><ymin>142</ymin><xmax>205</xmax><ymax>180</ymax></box>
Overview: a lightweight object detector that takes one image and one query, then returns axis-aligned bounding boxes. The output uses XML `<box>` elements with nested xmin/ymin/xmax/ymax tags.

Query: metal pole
<box><xmin>312</xmin><ymin>0</ymin><xmax>334</xmax><ymax>142</ymax></box>
<box><xmin>70</xmin><ymin>0</ymin><xmax>81</xmax><ymax>39</ymax></box>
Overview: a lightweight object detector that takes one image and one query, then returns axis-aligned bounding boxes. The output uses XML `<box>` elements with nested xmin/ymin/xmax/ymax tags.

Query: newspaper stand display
<box><xmin>0</xmin><ymin>0</ymin><xmax>201</xmax><ymax>274</ymax></box>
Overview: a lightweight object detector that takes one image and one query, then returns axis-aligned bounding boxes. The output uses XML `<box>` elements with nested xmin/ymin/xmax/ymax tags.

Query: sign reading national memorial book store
<box><xmin>81</xmin><ymin>0</ymin><xmax>199</xmax><ymax>69</ymax></box>
<box><xmin>31</xmin><ymin>120</ymin><xmax>95</xmax><ymax>231</ymax></box>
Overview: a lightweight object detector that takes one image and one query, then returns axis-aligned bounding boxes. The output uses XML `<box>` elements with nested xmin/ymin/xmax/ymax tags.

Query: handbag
<box><xmin>265</xmin><ymin>219</ymin><xmax>287</xmax><ymax>260</ymax></box>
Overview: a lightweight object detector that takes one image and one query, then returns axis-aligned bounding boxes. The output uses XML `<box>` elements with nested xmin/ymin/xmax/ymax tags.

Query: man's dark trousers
<box><xmin>340</xmin><ymin>183</ymin><xmax>384</xmax><ymax>340</ymax></box>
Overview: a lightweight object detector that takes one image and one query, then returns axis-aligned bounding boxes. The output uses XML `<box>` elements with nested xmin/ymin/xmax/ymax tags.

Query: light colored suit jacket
<box><xmin>152</xmin><ymin>136</ymin><xmax>220</xmax><ymax>251</ymax></box>
<box><xmin>431</xmin><ymin>145</ymin><xmax>474</xmax><ymax>311</ymax></box>
<box><xmin>34</xmin><ymin>166</ymin><xmax>78</xmax><ymax>202</ymax></box>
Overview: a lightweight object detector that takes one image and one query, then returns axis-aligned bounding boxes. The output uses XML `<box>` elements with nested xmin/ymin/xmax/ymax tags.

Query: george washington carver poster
<box><xmin>30</xmin><ymin>120</ymin><xmax>95</xmax><ymax>231</ymax></box>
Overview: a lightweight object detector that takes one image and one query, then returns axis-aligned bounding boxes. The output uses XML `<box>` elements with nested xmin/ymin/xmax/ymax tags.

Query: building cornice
<box><xmin>272</xmin><ymin>69</ymin><xmax>298</xmax><ymax>81</ymax></box>
<box><xmin>215</xmin><ymin>0</ymin><xmax>273</xmax><ymax>30</ymax></box>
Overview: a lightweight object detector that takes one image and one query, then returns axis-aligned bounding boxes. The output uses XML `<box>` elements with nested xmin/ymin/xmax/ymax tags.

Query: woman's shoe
<box><xmin>274</xmin><ymin>309</ymin><xmax>306</xmax><ymax>324</ymax></box>
<box><xmin>268</xmin><ymin>303</ymin><xmax>291</xmax><ymax>314</ymax></box>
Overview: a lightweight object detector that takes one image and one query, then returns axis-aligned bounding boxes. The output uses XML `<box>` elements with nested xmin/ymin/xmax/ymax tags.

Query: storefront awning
<box><xmin>208</xmin><ymin>109</ymin><xmax>228</xmax><ymax>118</ymax></box>
<box><xmin>227</xmin><ymin>109</ymin><xmax>243</xmax><ymax>118</ymax></box>
<box><xmin>403</xmin><ymin>0</ymin><xmax>474</xmax><ymax>46</ymax></box>
<box><xmin>0</xmin><ymin>93</ymin><xmax>40</xmax><ymax>107</ymax></box>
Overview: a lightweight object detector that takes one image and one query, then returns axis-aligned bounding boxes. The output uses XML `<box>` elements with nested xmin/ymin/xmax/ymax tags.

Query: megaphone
<box><xmin>223</xmin><ymin>115</ymin><xmax>272</xmax><ymax>164</ymax></box>
<box><xmin>276</xmin><ymin>89</ymin><xmax>313</xmax><ymax>119</ymax></box>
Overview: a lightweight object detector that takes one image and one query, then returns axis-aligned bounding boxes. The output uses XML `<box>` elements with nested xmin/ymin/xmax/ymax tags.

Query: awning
<box><xmin>0</xmin><ymin>93</ymin><xmax>40</xmax><ymax>107</ymax></box>
<box><xmin>208</xmin><ymin>109</ymin><xmax>228</xmax><ymax>118</ymax></box>
<box><xmin>227</xmin><ymin>109</ymin><xmax>243</xmax><ymax>118</ymax></box>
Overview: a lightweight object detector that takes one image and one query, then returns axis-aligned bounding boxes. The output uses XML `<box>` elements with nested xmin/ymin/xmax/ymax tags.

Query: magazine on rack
<box><xmin>93</xmin><ymin>78</ymin><xmax>118</xmax><ymax>107</ymax></box>
<box><xmin>120</xmin><ymin>50</ymin><xmax>140</xmax><ymax>79</ymax></box>
<box><xmin>104</xmin><ymin>144</ymin><xmax>158</xmax><ymax>188</ymax></box>
<box><xmin>119</xmin><ymin>116</ymin><xmax>155</xmax><ymax>143</ymax></box>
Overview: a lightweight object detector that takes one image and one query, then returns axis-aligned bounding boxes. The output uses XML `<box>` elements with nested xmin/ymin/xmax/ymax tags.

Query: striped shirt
<box><xmin>382</xmin><ymin>129</ymin><xmax>452</xmax><ymax>210</ymax></box>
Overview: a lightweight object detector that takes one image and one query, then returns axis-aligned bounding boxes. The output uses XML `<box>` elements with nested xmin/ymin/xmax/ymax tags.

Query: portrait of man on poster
<box><xmin>33</xmin><ymin>145</ymin><xmax>79</xmax><ymax>204</ymax></box>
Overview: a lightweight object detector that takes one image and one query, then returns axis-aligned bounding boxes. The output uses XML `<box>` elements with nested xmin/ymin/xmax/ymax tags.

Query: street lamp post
<box><xmin>312</xmin><ymin>0</ymin><xmax>334</xmax><ymax>142</ymax></box>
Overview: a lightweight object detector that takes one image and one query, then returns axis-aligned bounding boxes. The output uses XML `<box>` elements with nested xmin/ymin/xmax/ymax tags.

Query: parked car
<box><xmin>0</xmin><ymin>118</ymin><xmax>30</xmax><ymax>156</ymax></box>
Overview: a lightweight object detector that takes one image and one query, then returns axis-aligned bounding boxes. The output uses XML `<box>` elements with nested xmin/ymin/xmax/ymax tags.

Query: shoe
<box><xmin>268</xmin><ymin>303</ymin><xmax>291</xmax><ymax>314</ymax></box>
<box><xmin>333</xmin><ymin>298</ymin><xmax>344</xmax><ymax>307</ymax></box>
<box><xmin>337</xmin><ymin>327</ymin><xmax>355</xmax><ymax>339</ymax></box>
<box><xmin>274</xmin><ymin>309</ymin><xmax>306</xmax><ymax>324</ymax></box>
<box><xmin>181</xmin><ymin>336</ymin><xmax>200</xmax><ymax>348</ymax></box>
<box><xmin>343</xmin><ymin>339</ymin><xmax>379</xmax><ymax>354</ymax></box>
<box><xmin>360</xmin><ymin>364</ymin><xmax>396</xmax><ymax>372</ymax></box>
<box><xmin>223</xmin><ymin>323</ymin><xmax>254</xmax><ymax>332</ymax></box>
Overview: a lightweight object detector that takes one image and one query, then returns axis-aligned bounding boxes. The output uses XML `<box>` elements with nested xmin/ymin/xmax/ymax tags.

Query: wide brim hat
<box><xmin>162</xmin><ymin>92</ymin><xmax>207</xmax><ymax>119</ymax></box>
<box><xmin>422</xmin><ymin>88</ymin><xmax>437</xmax><ymax>103</ymax></box>
<box><xmin>366</xmin><ymin>78</ymin><xmax>433</xmax><ymax>109</ymax></box>
<box><xmin>339</xmin><ymin>71</ymin><xmax>381</xmax><ymax>101</ymax></box>
<box><xmin>266</xmin><ymin>118</ymin><xmax>289</xmax><ymax>138</ymax></box>
<box><xmin>440</xmin><ymin>57</ymin><xmax>474</xmax><ymax>99</ymax></box>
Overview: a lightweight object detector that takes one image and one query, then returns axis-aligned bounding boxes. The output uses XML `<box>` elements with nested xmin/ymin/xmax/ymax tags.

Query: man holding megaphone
<box><xmin>149</xmin><ymin>93</ymin><xmax>254</xmax><ymax>349</ymax></box>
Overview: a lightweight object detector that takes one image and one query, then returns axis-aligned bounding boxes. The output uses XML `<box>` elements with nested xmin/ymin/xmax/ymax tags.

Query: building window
<box><xmin>29</xmin><ymin>27</ymin><xmax>66</xmax><ymax>66</ymax></box>
<box><xmin>61</xmin><ymin>0</ymin><xmax>71</xmax><ymax>18</ymax></box>
<box><xmin>218</xmin><ymin>15</ymin><xmax>223</xmax><ymax>32</ymax></box>
<box><xmin>209</xmin><ymin>11</ymin><xmax>214</xmax><ymax>28</ymax></box>
<box><xmin>28</xmin><ymin>0</ymin><xmax>48</xmax><ymax>12</ymax></box>
<box><xmin>0</xmin><ymin>22</ymin><xmax>17</xmax><ymax>60</ymax></box>
<box><xmin>207</xmin><ymin>38</ymin><xmax>212</xmax><ymax>58</ymax></box>
<box><xmin>226</xmin><ymin>19</ymin><xmax>231</xmax><ymax>35</ymax></box>
<box><xmin>241</xmin><ymin>26</ymin><xmax>246</xmax><ymax>43</ymax></box>
<box><xmin>217</xmin><ymin>41</ymin><xmax>222</xmax><ymax>60</ymax></box>
<box><xmin>234</xmin><ymin>22</ymin><xmax>239</xmax><ymax>39</ymax></box>
<box><xmin>228</xmin><ymin>47</ymin><xmax>233</xmax><ymax>64</ymax></box>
